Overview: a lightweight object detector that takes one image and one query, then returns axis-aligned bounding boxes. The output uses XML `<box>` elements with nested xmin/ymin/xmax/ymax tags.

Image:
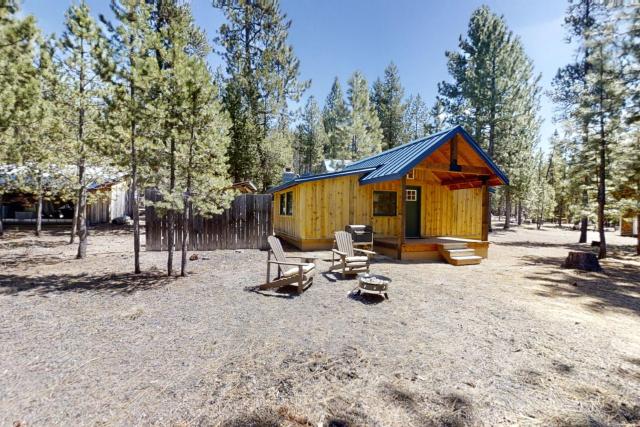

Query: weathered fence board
<box><xmin>145</xmin><ymin>190</ymin><xmax>272</xmax><ymax>251</ymax></box>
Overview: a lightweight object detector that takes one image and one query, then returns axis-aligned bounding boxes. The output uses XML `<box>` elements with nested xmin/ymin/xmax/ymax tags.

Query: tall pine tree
<box><xmin>214</xmin><ymin>0</ymin><xmax>308</xmax><ymax>190</ymax></box>
<box><xmin>322</xmin><ymin>77</ymin><xmax>350</xmax><ymax>158</ymax></box>
<box><xmin>346</xmin><ymin>71</ymin><xmax>383</xmax><ymax>159</ymax></box>
<box><xmin>58</xmin><ymin>0</ymin><xmax>106</xmax><ymax>257</ymax></box>
<box><xmin>371</xmin><ymin>62</ymin><xmax>406</xmax><ymax>150</ymax></box>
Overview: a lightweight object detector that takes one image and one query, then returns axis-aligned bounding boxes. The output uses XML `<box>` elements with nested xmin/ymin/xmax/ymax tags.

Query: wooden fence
<box><xmin>145</xmin><ymin>190</ymin><xmax>272</xmax><ymax>251</ymax></box>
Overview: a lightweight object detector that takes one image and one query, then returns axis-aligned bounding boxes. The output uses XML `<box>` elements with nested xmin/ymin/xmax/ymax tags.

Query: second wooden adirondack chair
<box><xmin>260</xmin><ymin>236</ymin><xmax>316</xmax><ymax>294</ymax></box>
<box><xmin>330</xmin><ymin>230</ymin><xmax>376</xmax><ymax>276</ymax></box>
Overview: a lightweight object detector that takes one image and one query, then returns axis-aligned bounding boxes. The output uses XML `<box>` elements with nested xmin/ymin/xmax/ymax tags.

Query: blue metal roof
<box><xmin>345</xmin><ymin>125</ymin><xmax>509</xmax><ymax>185</ymax></box>
<box><xmin>266</xmin><ymin>166</ymin><xmax>377</xmax><ymax>193</ymax></box>
<box><xmin>266</xmin><ymin>125</ymin><xmax>509</xmax><ymax>193</ymax></box>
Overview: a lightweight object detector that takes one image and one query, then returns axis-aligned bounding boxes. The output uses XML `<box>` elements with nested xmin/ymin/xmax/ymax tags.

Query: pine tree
<box><xmin>0</xmin><ymin>1</ymin><xmax>39</xmax><ymax>236</ymax></box>
<box><xmin>439</xmin><ymin>5</ymin><xmax>541</xmax><ymax>230</ymax></box>
<box><xmin>214</xmin><ymin>0</ymin><xmax>308</xmax><ymax>190</ymax></box>
<box><xmin>527</xmin><ymin>150</ymin><xmax>555</xmax><ymax>229</ymax></box>
<box><xmin>8</xmin><ymin>38</ymin><xmax>65</xmax><ymax>237</ymax></box>
<box><xmin>100</xmin><ymin>0</ymin><xmax>158</xmax><ymax>274</ymax></box>
<box><xmin>295</xmin><ymin>96</ymin><xmax>327</xmax><ymax>174</ymax></box>
<box><xmin>551</xmin><ymin>0</ymin><xmax>602</xmax><ymax>244</ymax></box>
<box><xmin>587</xmin><ymin>12</ymin><xmax>625</xmax><ymax>259</ymax></box>
<box><xmin>548</xmin><ymin>131</ymin><xmax>571</xmax><ymax>226</ymax></box>
<box><xmin>322</xmin><ymin>77</ymin><xmax>349</xmax><ymax>158</ymax></box>
<box><xmin>346</xmin><ymin>71</ymin><xmax>383</xmax><ymax>159</ymax></box>
<box><xmin>403</xmin><ymin>94</ymin><xmax>429</xmax><ymax>140</ymax></box>
<box><xmin>161</xmin><ymin>7</ymin><xmax>233</xmax><ymax>276</ymax></box>
<box><xmin>371</xmin><ymin>62</ymin><xmax>406</xmax><ymax>150</ymax></box>
<box><xmin>58</xmin><ymin>0</ymin><xmax>106</xmax><ymax>257</ymax></box>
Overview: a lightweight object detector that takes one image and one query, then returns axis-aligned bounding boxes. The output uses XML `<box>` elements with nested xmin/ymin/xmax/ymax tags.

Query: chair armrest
<box><xmin>332</xmin><ymin>249</ymin><xmax>347</xmax><ymax>257</ymax></box>
<box><xmin>354</xmin><ymin>248</ymin><xmax>376</xmax><ymax>256</ymax></box>
<box><xmin>268</xmin><ymin>260</ymin><xmax>310</xmax><ymax>267</ymax></box>
<box><xmin>284</xmin><ymin>255</ymin><xmax>316</xmax><ymax>260</ymax></box>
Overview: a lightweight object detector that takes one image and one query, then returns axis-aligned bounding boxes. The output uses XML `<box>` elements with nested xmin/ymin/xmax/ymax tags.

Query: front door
<box><xmin>405</xmin><ymin>186</ymin><xmax>421</xmax><ymax>238</ymax></box>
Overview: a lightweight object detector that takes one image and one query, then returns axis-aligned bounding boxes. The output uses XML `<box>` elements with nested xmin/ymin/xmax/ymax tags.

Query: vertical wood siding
<box><xmin>272</xmin><ymin>172</ymin><xmax>484</xmax><ymax>242</ymax></box>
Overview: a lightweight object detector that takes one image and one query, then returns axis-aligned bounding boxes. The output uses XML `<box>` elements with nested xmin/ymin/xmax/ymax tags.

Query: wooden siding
<box><xmin>272</xmin><ymin>171</ymin><xmax>483</xmax><ymax>245</ymax></box>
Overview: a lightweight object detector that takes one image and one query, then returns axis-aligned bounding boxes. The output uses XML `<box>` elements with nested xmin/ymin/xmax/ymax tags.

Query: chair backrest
<box><xmin>267</xmin><ymin>236</ymin><xmax>287</xmax><ymax>262</ymax></box>
<box><xmin>334</xmin><ymin>231</ymin><xmax>354</xmax><ymax>257</ymax></box>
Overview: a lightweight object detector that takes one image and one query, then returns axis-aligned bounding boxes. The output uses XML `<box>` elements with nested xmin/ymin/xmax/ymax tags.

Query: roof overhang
<box><xmin>358</xmin><ymin>126</ymin><xmax>509</xmax><ymax>187</ymax></box>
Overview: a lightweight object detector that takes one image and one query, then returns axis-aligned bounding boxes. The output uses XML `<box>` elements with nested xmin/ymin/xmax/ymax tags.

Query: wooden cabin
<box><xmin>268</xmin><ymin>126</ymin><xmax>509</xmax><ymax>265</ymax></box>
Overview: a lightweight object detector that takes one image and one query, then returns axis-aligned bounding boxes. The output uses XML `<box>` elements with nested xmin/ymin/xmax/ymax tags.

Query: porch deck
<box><xmin>373</xmin><ymin>236</ymin><xmax>489</xmax><ymax>262</ymax></box>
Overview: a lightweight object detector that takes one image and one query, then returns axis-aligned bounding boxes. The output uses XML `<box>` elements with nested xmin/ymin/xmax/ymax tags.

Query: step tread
<box><xmin>446</xmin><ymin>249</ymin><xmax>475</xmax><ymax>254</ymax></box>
<box><xmin>450</xmin><ymin>255</ymin><xmax>482</xmax><ymax>260</ymax></box>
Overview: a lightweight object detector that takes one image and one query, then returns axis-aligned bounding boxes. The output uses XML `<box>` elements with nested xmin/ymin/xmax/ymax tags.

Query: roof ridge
<box><xmin>346</xmin><ymin>126</ymin><xmax>459</xmax><ymax>169</ymax></box>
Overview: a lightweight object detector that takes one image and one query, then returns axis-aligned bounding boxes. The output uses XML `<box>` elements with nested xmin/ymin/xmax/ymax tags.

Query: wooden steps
<box><xmin>438</xmin><ymin>242</ymin><xmax>482</xmax><ymax>266</ymax></box>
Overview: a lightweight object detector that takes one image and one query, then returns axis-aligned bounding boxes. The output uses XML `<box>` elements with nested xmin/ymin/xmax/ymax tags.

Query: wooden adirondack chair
<box><xmin>330</xmin><ymin>231</ymin><xmax>376</xmax><ymax>276</ymax></box>
<box><xmin>260</xmin><ymin>236</ymin><xmax>316</xmax><ymax>294</ymax></box>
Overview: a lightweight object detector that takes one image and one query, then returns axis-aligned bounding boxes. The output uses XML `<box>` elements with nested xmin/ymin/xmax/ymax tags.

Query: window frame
<box><xmin>279</xmin><ymin>193</ymin><xmax>287</xmax><ymax>215</ymax></box>
<box><xmin>406</xmin><ymin>169</ymin><xmax>415</xmax><ymax>180</ymax></box>
<box><xmin>406</xmin><ymin>188</ymin><xmax>418</xmax><ymax>202</ymax></box>
<box><xmin>373</xmin><ymin>190</ymin><xmax>397</xmax><ymax>217</ymax></box>
<box><xmin>285</xmin><ymin>191</ymin><xmax>293</xmax><ymax>216</ymax></box>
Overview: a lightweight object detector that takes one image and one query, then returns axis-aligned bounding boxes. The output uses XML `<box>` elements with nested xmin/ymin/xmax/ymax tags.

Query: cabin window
<box><xmin>406</xmin><ymin>189</ymin><xmax>418</xmax><ymax>202</ymax></box>
<box><xmin>373</xmin><ymin>191</ymin><xmax>397</xmax><ymax>216</ymax></box>
<box><xmin>406</xmin><ymin>169</ymin><xmax>415</xmax><ymax>179</ymax></box>
<box><xmin>280</xmin><ymin>191</ymin><xmax>293</xmax><ymax>216</ymax></box>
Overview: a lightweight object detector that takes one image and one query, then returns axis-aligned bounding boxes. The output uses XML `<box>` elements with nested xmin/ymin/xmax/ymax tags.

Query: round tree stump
<box><xmin>562</xmin><ymin>251</ymin><xmax>602</xmax><ymax>272</ymax></box>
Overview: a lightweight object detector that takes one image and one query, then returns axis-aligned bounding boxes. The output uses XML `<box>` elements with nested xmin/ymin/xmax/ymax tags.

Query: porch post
<box><xmin>481</xmin><ymin>178</ymin><xmax>490</xmax><ymax>241</ymax></box>
<box><xmin>398</xmin><ymin>176</ymin><xmax>406</xmax><ymax>259</ymax></box>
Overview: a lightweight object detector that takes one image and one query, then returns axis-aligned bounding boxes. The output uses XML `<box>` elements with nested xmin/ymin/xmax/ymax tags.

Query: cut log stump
<box><xmin>562</xmin><ymin>251</ymin><xmax>602</xmax><ymax>272</ymax></box>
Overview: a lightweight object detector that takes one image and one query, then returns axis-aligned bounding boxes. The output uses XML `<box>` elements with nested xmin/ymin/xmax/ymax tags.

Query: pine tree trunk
<box><xmin>636</xmin><ymin>214</ymin><xmax>639</xmax><ymax>256</ymax></box>
<box><xmin>130</xmin><ymin>121</ymin><xmax>141</xmax><ymax>275</ymax></box>
<box><xmin>597</xmin><ymin>65</ymin><xmax>606</xmax><ymax>260</ymax></box>
<box><xmin>181</xmin><ymin>124</ymin><xmax>195</xmax><ymax>277</ymax></box>
<box><xmin>180</xmin><ymin>199</ymin><xmax>189</xmax><ymax>277</ymax></box>
<box><xmin>35</xmin><ymin>185</ymin><xmax>43</xmax><ymax>238</ymax></box>
<box><xmin>76</xmin><ymin>35</ymin><xmax>87</xmax><ymax>258</ymax></box>
<box><xmin>0</xmin><ymin>193</ymin><xmax>5</xmax><ymax>237</ymax></box>
<box><xmin>167</xmin><ymin>137</ymin><xmax>176</xmax><ymax>277</ymax></box>
<box><xmin>76</xmin><ymin>182</ymin><xmax>88</xmax><ymax>259</ymax></box>
<box><xmin>517</xmin><ymin>200</ymin><xmax>523</xmax><ymax>226</ymax></box>
<box><xmin>503</xmin><ymin>187</ymin><xmax>511</xmax><ymax>230</ymax></box>
<box><xmin>579</xmin><ymin>185</ymin><xmax>588</xmax><ymax>243</ymax></box>
<box><xmin>70</xmin><ymin>200</ymin><xmax>79</xmax><ymax>243</ymax></box>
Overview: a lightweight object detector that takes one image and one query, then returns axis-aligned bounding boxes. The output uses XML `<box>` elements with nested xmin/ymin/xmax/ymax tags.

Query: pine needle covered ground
<box><xmin>1</xmin><ymin>224</ymin><xmax>639</xmax><ymax>426</ymax></box>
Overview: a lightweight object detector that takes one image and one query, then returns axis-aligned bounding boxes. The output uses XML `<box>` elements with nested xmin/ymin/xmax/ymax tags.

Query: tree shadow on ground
<box><xmin>0</xmin><ymin>238</ymin><xmax>69</xmax><ymax>250</ymax></box>
<box><xmin>522</xmin><ymin>254</ymin><xmax>640</xmax><ymax>315</ymax></box>
<box><xmin>0</xmin><ymin>271</ymin><xmax>174</xmax><ymax>296</ymax></box>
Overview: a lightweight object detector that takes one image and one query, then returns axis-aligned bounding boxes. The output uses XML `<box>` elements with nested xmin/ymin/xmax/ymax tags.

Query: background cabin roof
<box><xmin>267</xmin><ymin>125</ymin><xmax>509</xmax><ymax>193</ymax></box>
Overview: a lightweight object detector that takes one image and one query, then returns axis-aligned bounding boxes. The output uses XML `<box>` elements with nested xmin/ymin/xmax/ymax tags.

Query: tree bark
<box><xmin>636</xmin><ymin>213</ymin><xmax>639</xmax><ymax>256</ymax></box>
<box><xmin>76</xmin><ymin>162</ymin><xmax>88</xmax><ymax>259</ymax></box>
<box><xmin>517</xmin><ymin>200</ymin><xmax>523</xmax><ymax>226</ymax></box>
<box><xmin>130</xmin><ymin>116</ymin><xmax>141</xmax><ymax>274</ymax></box>
<box><xmin>180</xmin><ymin>198</ymin><xmax>189</xmax><ymax>277</ymax></box>
<box><xmin>596</xmin><ymin>52</ymin><xmax>606</xmax><ymax>260</ymax></box>
<box><xmin>35</xmin><ymin>183</ymin><xmax>43</xmax><ymax>238</ymax></box>
<box><xmin>70</xmin><ymin>200</ymin><xmax>79</xmax><ymax>243</ymax></box>
<box><xmin>76</xmin><ymin>34</ymin><xmax>87</xmax><ymax>258</ymax></box>
<box><xmin>503</xmin><ymin>187</ymin><xmax>511</xmax><ymax>229</ymax></box>
<box><xmin>181</xmin><ymin>121</ymin><xmax>196</xmax><ymax>277</ymax></box>
<box><xmin>167</xmin><ymin>137</ymin><xmax>176</xmax><ymax>277</ymax></box>
<box><xmin>0</xmin><ymin>193</ymin><xmax>5</xmax><ymax>237</ymax></box>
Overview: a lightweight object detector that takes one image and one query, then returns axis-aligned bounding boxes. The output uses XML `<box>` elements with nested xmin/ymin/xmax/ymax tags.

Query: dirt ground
<box><xmin>0</xmin><ymin>223</ymin><xmax>639</xmax><ymax>426</ymax></box>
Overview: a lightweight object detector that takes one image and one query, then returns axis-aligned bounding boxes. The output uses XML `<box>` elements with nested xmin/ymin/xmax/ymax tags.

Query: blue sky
<box><xmin>23</xmin><ymin>0</ymin><xmax>574</xmax><ymax>151</ymax></box>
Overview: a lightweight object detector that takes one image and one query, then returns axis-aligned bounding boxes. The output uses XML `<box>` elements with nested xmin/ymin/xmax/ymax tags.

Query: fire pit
<box><xmin>355</xmin><ymin>273</ymin><xmax>391</xmax><ymax>300</ymax></box>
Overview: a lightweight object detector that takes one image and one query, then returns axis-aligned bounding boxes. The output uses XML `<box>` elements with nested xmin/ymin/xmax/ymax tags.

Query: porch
<box><xmin>373</xmin><ymin>236</ymin><xmax>489</xmax><ymax>264</ymax></box>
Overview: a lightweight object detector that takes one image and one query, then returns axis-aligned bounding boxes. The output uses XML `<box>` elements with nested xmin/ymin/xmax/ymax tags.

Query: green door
<box><xmin>405</xmin><ymin>186</ymin><xmax>421</xmax><ymax>238</ymax></box>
